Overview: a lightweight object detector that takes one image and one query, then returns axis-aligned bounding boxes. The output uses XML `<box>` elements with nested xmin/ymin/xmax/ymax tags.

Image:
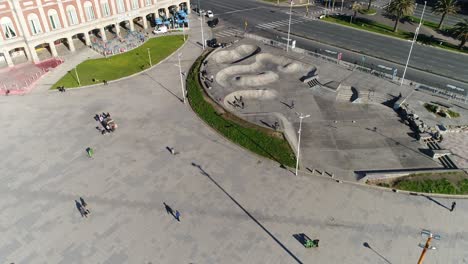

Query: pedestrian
<box><xmin>450</xmin><ymin>201</ymin><xmax>456</xmax><ymax>212</ymax></box>
<box><xmin>5</xmin><ymin>89</ymin><xmax>10</xmax><ymax>96</ymax></box>
<box><xmin>210</xmin><ymin>75</ymin><xmax>214</xmax><ymax>82</ymax></box>
<box><xmin>86</xmin><ymin>147</ymin><xmax>94</xmax><ymax>158</ymax></box>
<box><xmin>80</xmin><ymin>206</ymin><xmax>89</xmax><ymax>217</ymax></box>
<box><xmin>290</xmin><ymin>100</ymin><xmax>295</xmax><ymax>109</ymax></box>
<box><xmin>170</xmin><ymin>147</ymin><xmax>175</xmax><ymax>155</ymax></box>
<box><xmin>80</xmin><ymin>197</ymin><xmax>90</xmax><ymax>215</ymax></box>
<box><xmin>241</xmin><ymin>101</ymin><xmax>245</xmax><ymax>109</ymax></box>
<box><xmin>175</xmin><ymin>210</ymin><xmax>180</xmax><ymax>221</ymax></box>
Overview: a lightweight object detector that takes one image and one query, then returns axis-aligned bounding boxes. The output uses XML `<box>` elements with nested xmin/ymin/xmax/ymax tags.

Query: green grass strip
<box><xmin>52</xmin><ymin>35</ymin><xmax>185</xmax><ymax>89</ymax></box>
<box><xmin>186</xmin><ymin>53</ymin><xmax>296</xmax><ymax>167</ymax></box>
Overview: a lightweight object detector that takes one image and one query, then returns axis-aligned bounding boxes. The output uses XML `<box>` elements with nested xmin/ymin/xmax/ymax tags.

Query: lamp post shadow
<box><xmin>363</xmin><ymin>242</ymin><xmax>392</xmax><ymax>264</ymax></box>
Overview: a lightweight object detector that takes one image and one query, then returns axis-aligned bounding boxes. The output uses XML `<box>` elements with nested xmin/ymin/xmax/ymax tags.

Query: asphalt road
<box><xmin>198</xmin><ymin>0</ymin><xmax>468</xmax><ymax>96</ymax></box>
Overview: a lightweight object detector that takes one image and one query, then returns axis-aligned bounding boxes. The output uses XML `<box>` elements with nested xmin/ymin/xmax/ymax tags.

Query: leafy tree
<box><xmin>385</xmin><ymin>0</ymin><xmax>416</xmax><ymax>32</ymax></box>
<box><xmin>432</xmin><ymin>0</ymin><xmax>460</xmax><ymax>29</ymax></box>
<box><xmin>351</xmin><ymin>2</ymin><xmax>362</xmax><ymax>23</ymax></box>
<box><xmin>451</xmin><ymin>19</ymin><xmax>468</xmax><ymax>49</ymax></box>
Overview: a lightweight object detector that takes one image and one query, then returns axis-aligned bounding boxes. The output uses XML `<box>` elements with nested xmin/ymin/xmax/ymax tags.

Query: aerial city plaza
<box><xmin>1</xmin><ymin>0</ymin><xmax>468</xmax><ymax>262</ymax></box>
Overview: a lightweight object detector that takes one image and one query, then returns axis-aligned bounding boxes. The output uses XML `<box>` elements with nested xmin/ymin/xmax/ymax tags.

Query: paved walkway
<box><xmin>0</xmin><ymin>13</ymin><xmax>467</xmax><ymax>264</ymax></box>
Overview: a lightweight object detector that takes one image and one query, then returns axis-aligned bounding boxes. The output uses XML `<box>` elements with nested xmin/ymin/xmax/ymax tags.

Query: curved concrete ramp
<box><xmin>216</xmin><ymin>53</ymin><xmax>311</xmax><ymax>88</ymax></box>
<box><xmin>223</xmin><ymin>90</ymin><xmax>278</xmax><ymax>109</ymax></box>
<box><xmin>212</xmin><ymin>44</ymin><xmax>259</xmax><ymax>64</ymax></box>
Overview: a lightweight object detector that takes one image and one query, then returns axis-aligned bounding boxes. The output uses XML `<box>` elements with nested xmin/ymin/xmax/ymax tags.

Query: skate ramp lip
<box><xmin>212</xmin><ymin>44</ymin><xmax>260</xmax><ymax>64</ymax></box>
<box><xmin>216</xmin><ymin>53</ymin><xmax>312</xmax><ymax>88</ymax></box>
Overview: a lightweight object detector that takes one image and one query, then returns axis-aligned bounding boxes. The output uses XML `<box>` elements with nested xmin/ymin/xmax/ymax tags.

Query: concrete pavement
<box><xmin>0</xmin><ymin>12</ymin><xmax>467</xmax><ymax>264</ymax></box>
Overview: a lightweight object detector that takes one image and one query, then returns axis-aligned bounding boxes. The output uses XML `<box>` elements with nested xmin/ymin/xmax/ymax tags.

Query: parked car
<box><xmin>153</xmin><ymin>26</ymin><xmax>168</xmax><ymax>34</ymax></box>
<box><xmin>206</xmin><ymin>10</ymin><xmax>214</xmax><ymax>18</ymax></box>
<box><xmin>206</xmin><ymin>38</ymin><xmax>220</xmax><ymax>48</ymax></box>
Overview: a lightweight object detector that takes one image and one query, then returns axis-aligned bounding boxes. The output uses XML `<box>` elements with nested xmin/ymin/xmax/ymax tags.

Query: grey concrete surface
<box><xmin>1</xmin><ymin>14</ymin><xmax>468</xmax><ymax>264</ymax></box>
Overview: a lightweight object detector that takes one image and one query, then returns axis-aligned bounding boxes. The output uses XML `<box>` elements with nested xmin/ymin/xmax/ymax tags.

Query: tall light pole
<box><xmin>147</xmin><ymin>48</ymin><xmax>152</xmax><ymax>67</ymax></box>
<box><xmin>417</xmin><ymin>229</ymin><xmax>440</xmax><ymax>264</ymax></box>
<box><xmin>197</xmin><ymin>0</ymin><xmax>205</xmax><ymax>49</ymax></box>
<box><xmin>295</xmin><ymin>112</ymin><xmax>310</xmax><ymax>176</ymax></box>
<box><xmin>286</xmin><ymin>0</ymin><xmax>294</xmax><ymax>52</ymax></box>
<box><xmin>74</xmin><ymin>67</ymin><xmax>81</xmax><ymax>86</ymax></box>
<box><xmin>400</xmin><ymin>1</ymin><xmax>426</xmax><ymax>86</ymax></box>
<box><xmin>178</xmin><ymin>53</ymin><xmax>185</xmax><ymax>104</ymax></box>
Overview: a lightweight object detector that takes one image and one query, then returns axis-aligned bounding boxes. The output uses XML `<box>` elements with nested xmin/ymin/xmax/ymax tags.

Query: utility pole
<box><xmin>286</xmin><ymin>0</ymin><xmax>294</xmax><ymax>52</ymax></box>
<box><xmin>178</xmin><ymin>53</ymin><xmax>185</xmax><ymax>104</ymax></box>
<box><xmin>75</xmin><ymin>67</ymin><xmax>81</xmax><ymax>86</ymax></box>
<box><xmin>147</xmin><ymin>48</ymin><xmax>152</xmax><ymax>67</ymax></box>
<box><xmin>197</xmin><ymin>0</ymin><xmax>205</xmax><ymax>49</ymax></box>
<box><xmin>401</xmin><ymin>1</ymin><xmax>426</xmax><ymax>86</ymax></box>
<box><xmin>295</xmin><ymin>112</ymin><xmax>310</xmax><ymax>176</ymax></box>
<box><xmin>417</xmin><ymin>229</ymin><xmax>440</xmax><ymax>264</ymax></box>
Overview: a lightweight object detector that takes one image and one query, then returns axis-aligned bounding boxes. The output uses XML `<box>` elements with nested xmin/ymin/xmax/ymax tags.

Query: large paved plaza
<box><xmin>0</xmin><ymin>21</ymin><xmax>467</xmax><ymax>264</ymax></box>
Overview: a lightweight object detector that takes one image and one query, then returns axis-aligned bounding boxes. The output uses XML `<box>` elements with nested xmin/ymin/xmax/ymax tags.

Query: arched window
<box><xmin>101</xmin><ymin>0</ymin><xmax>111</xmax><ymax>17</ymax></box>
<box><xmin>66</xmin><ymin>5</ymin><xmax>79</xmax><ymax>25</ymax></box>
<box><xmin>27</xmin><ymin>13</ymin><xmax>42</xmax><ymax>35</ymax></box>
<box><xmin>145</xmin><ymin>0</ymin><xmax>152</xmax><ymax>6</ymax></box>
<box><xmin>48</xmin><ymin>9</ymin><xmax>61</xmax><ymax>30</ymax></box>
<box><xmin>0</xmin><ymin>17</ymin><xmax>17</xmax><ymax>39</ymax></box>
<box><xmin>116</xmin><ymin>0</ymin><xmax>125</xmax><ymax>13</ymax></box>
<box><xmin>83</xmin><ymin>1</ymin><xmax>96</xmax><ymax>21</ymax></box>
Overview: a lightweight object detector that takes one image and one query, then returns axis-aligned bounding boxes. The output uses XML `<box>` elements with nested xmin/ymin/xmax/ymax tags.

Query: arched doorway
<box><xmin>35</xmin><ymin>43</ymin><xmax>53</xmax><ymax>61</ymax></box>
<box><xmin>9</xmin><ymin>47</ymin><xmax>29</xmax><ymax>65</ymax></box>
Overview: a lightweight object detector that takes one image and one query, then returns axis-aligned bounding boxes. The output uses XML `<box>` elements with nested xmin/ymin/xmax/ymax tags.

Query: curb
<box><xmin>49</xmin><ymin>34</ymin><xmax>188</xmax><ymax>92</ymax></box>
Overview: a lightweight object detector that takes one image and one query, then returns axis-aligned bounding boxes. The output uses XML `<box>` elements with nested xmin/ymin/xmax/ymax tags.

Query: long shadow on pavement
<box><xmin>143</xmin><ymin>72</ymin><xmax>184</xmax><ymax>102</ymax></box>
<box><xmin>191</xmin><ymin>162</ymin><xmax>303</xmax><ymax>264</ymax></box>
<box><xmin>363</xmin><ymin>242</ymin><xmax>392</xmax><ymax>264</ymax></box>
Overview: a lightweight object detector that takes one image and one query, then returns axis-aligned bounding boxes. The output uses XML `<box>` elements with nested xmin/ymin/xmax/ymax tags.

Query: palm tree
<box><xmin>452</xmin><ymin>19</ymin><xmax>468</xmax><ymax>49</ymax></box>
<box><xmin>351</xmin><ymin>2</ymin><xmax>362</xmax><ymax>23</ymax></box>
<box><xmin>432</xmin><ymin>0</ymin><xmax>460</xmax><ymax>29</ymax></box>
<box><xmin>385</xmin><ymin>0</ymin><xmax>416</xmax><ymax>32</ymax></box>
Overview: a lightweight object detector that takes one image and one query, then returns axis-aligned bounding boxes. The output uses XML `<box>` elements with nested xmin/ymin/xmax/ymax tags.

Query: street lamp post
<box><xmin>417</xmin><ymin>229</ymin><xmax>440</xmax><ymax>264</ymax></box>
<box><xmin>197</xmin><ymin>0</ymin><xmax>205</xmax><ymax>49</ymax></box>
<box><xmin>178</xmin><ymin>53</ymin><xmax>185</xmax><ymax>104</ymax></box>
<box><xmin>147</xmin><ymin>48</ymin><xmax>152</xmax><ymax>67</ymax></box>
<box><xmin>75</xmin><ymin>67</ymin><xmax>81</xmax><ymax>86</ymax></box>
<box><xmin>286</xmin><ymin>0</ymin><xmax>294</xmax><ymax>52</ymax></box>
<box><xmin>295</xmin><ymin>112</ymin><xmax>310</xmax><ymax>176</ymax></box>
<box><xmin>400</xmin><ymin>1</ymin><xmax>426</xmax><ymax>86</ymax></box>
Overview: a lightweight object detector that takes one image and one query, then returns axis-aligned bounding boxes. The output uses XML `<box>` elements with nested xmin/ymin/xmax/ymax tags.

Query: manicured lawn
<box><xmin>52</xmin><ymin>35</ymin><xmax>185</xmax><ymax>88</ymax></box>
<box><xmin>323</xmin><ymin>15</ymin><xmax>467</xmax><ymax>54</ymax></box>
<box><xmin>186</xmin><ymin>53</ymin><xmax>296</xmax><ymax>167</ymax></box>
<box><xmin>374</xmin><ymin>171</ymin><xmax>468</xmax><ymax>194</ymax></box>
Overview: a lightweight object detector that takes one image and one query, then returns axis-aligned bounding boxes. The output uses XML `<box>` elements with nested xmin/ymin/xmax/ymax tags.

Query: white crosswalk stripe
<box><xmin>255</xmin><ymin>18</ymin><xmax>308</xmax><ymax>29</ymax></box>
<box><xmin>214</xmin><ymin>28</ymin><xmax>243</xmax><ymax>38</ymax></box>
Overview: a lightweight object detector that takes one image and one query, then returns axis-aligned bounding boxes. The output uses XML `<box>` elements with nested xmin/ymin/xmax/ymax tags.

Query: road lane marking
<box><xmin>219</xmin><ymin>7</ymin><xmax>264</xmax><ymax>15</ymax></box>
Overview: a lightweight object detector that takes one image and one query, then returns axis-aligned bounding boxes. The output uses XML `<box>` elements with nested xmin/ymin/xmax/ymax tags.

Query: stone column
<box><xmin>49</xmin><ymin>42</ymin><xmax>58</xmax><ymax>57</ymax></box>
<box><xmin>185</xmin><ymin>1</ymin><xmax>191</xmax><ymax>14</ymax></box>
<box><xmin>28</xmin><ymin>45</ymin><xmax>40</xmax><ymax>63</ymax></box>
<box><xmin>84</xmin><ymin>32</ymin><xmax>91</xmax><ymax>45</ymax></box>
<box><xmin>57</xmin><ymin>0</ymin><xmax>69</xmax><ymax>27</ymax></box>
<box><xmin>142</xmin><ymin>16</ymin><xmax>148</xmax><ymax>29</ymax></box>
<box><xmin>67</xmin><ymin>37</ymin><xmax>76</xmax><ymax>52</ymax></box>
<box><xmin>100</xmin><ymin>28</ymin><xmax>107</xmax><ymax>41</ymax></box>
<box><xmin>115</xmin><ymin>23</ymin><xmax>121</xmax><ymax>36</ymax></box>
<box><xmin>2</xmin><ymin>51</ymin><xmax>14</xmax><ymax>67</ymax></box>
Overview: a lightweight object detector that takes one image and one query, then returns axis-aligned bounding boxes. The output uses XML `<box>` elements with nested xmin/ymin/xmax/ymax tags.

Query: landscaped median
<box><xmin>186</xmin><ymin>53</ymin><xmax>296</xmax><ymax>167</ymax></box>
<box><xmin>368</xmin><ymin>171</ymin><xmax>468</xmax><ymax>195</ymax></box>
<box><xmin>52</xmin><ymin>35</ymin><xmax>185</xmax><ymax>89</ymax></box>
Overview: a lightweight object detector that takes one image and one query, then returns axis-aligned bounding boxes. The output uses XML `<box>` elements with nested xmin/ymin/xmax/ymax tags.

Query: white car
<box><xmin>206</xmin><ymin>10</ymin><xmax>214</xmax><ymax>18</ymax></box>
<box><xmin>153</xmin><ymin>26</ymin><xmax>167</xmax><ymax>34</ymax></box>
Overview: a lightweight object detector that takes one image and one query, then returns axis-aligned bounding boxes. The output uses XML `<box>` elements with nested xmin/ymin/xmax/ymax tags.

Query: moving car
<box><xmin>207</xmin><ymin>18</ymin><xmax>219</xmax><ymax>28</ymax></box>
<box><xmin>206</xmin><ymin>10</ymin><xmax>214</xmax><ymax>18</ymax></box>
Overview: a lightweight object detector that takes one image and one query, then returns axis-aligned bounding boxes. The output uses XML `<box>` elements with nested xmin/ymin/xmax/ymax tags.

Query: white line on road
<box><xmin>218</xmin><ymin>7</ymin><xmax>263</xmax><ymax>15</ymax></box>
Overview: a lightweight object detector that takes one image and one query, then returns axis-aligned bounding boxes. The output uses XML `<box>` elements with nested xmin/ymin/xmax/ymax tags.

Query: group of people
<box><xmin>75</xmin><ymin>197</ymin><xmax>91</xmax><ymax>218</ymax></box>
<box><xmin>57</xmin><ymin>86</ymin><xmax>66</xmax><ymax>92</ymax></box>
<box><xmin>94</xmin><ymin>112</ymin><xmax>117</xmax><ymax>135</ymax></box>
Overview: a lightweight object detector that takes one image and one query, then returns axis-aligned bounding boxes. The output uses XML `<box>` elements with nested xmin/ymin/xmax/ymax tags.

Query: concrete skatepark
<box><xmin>202</xmin><ymin>39</ymin><xmax>468</xmax><ymax>181</ymax></box>
<box><xmin>0</xmin><ymin>18</ymin><xmax>468</xmax><ymax>264</ymax></box>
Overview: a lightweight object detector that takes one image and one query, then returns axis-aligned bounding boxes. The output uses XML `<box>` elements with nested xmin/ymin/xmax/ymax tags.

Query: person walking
<box><xmin>175</xmin><ymin>210</ymin><xmax>181</xmax><ymax>221</ymax></box>
<box><xmin>450</xmin><ymin>201</ymin><xmax>456</xmax><ymax>212</ymax></box>
<box><xmin>86</xmin><ymin>147</ymin><xmax>94</xmax><ymax>158</ymax></box>
<box><xmin>80</xmin><ymin>197</ymin><xmax>91</xmax><ymax>215</ymax></box>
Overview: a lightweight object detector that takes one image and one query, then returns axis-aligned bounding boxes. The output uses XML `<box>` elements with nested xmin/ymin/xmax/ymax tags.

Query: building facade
<box><xmin>0</xmin><ymin>0</ymin><xmax>189</xmax><ymax>67</ymax></box>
